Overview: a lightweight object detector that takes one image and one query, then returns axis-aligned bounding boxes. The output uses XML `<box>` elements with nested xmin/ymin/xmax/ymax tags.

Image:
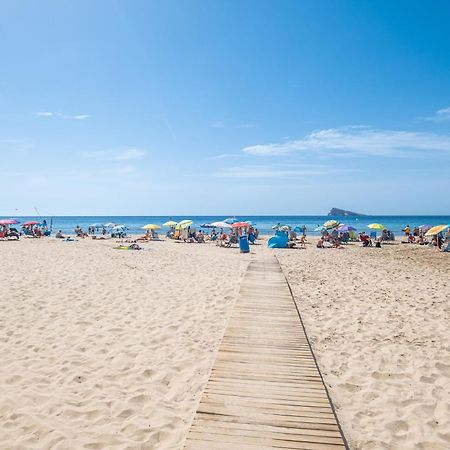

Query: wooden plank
<box><xmin>186</xmin><ymin>432</ymin><xmax>345</xmax><ymax>450</ymax></box>
<box><xmin>192</xmin><ymin>418</ymin><xmax>343</xmax><ymax>438</ymax></box>
<box><xmin>190</xmin><ymin>424</ymin><xmax>345</xmax><ymax>445</ymax></box>
<box><xmin>183</xmin><ymin>255</ymin><xmax>347</xmax><ymax>449</ymax></box>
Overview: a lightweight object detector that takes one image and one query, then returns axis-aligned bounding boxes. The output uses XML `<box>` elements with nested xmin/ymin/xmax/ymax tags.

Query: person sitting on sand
<box><xmin>74</xmin><ymin>225</ymin><xmax>87</xmax><ymax>237</ymax></box>
<box><xmin>196</xmin><ymin>231</ymin><xmax>205</xmax><ymax>243</ymax></box>
<box><xmin>360</xmin><ymin>233</ymin><xmax>372</xmax><ymax>247</ymax></box>
<box><xmin>417</xmin><ymin>235</ymin><xmax>426</xmax><ymax>245</ymax></box>
<box><xmin>136</xmin><ymin>231</ymin><xmax>151</xmax><ymax>242</ymax></box>
<box><xmin>316</xmin><ymin>237</ymin><xmax>324</xmax><ymax>248</ymax></box>
<box><xmin>55</xmin><ymin>230</ymin><xmax>65</xmax><ymax>239</ymax></box>
<box><xmin>332</xmin><ymin>237</ymin><xmax>342</xmax><ymax>248</ymax></box>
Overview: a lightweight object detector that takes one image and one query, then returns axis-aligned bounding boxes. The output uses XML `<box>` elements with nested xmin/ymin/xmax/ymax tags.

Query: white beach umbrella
<box><xmin>211</xmin><ymin>221</ymin><xmax>232</xmax><ymax>228</ymax></box>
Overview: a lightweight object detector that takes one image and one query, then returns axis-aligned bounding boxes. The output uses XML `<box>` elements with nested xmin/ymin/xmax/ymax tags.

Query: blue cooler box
<box><xmin>239</xmin><ymin>235</ymin><xmax>250</xmax><ymax>253</ymax></box>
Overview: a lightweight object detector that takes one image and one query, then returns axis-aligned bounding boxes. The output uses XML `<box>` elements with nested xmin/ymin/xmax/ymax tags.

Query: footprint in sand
<box><xmin>386</xmin><ymin>419</ymin><xmax>409</xmax><ymax>435</ymax></box>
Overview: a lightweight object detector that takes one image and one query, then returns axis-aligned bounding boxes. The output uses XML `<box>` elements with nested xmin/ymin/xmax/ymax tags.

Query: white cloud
<box><xmin>36</xmin><ymin>111</ymin><xmax>62</xmax><ymax>117</ymax></box>
<box><xmin>214</xmin><ymin>165</ymin><xmax>338</xmax><ymax>178</ymax></box>
<box><xmin>67</xmin><ymin>114</ymin><xmax>90</xmax><ymax>120</ymax></box>
<box><xmin>210</xmin><ymin>153</ymin><xmax>241</xmax><ymax>160</ymax></box>
<box><xmin>242</xmin><ymin>126</ymin><xmax>450</xmax><ymax>157</ymax></box>
<box><xmin>81</xmin><ymin>148</ymin><xmax>146</xmax><ymax>161</ymax></box>
<box><xmin>421</xmin><ymin>107</ymin><xmax>450</xmax><ymax>122</ymax></box>
<box><xmin>35</xmin><ymin>111</ymin><xmax>89</xmax><ymax>120</ymax></box>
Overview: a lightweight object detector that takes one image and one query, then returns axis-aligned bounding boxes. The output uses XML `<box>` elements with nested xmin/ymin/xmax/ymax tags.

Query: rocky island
<box><xmin>328</xmin><ymin>207</ymin><xmax>367</xmax><ymax>217</ymax></box>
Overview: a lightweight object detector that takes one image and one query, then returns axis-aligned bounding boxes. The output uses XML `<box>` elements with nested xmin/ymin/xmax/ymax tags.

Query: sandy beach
<box><xmin>0</xmin><ymin>238</ymin><xmax>248</xmax><ymax>449</ymax></box>
<box><xmin>1</xmin><ymin>236</ymin><xmax>449</xmax><ymax>449</ymax></box>
<box><xmin>275</xmin><ymin>241</ymin><xmax>450</xmax><ymax>450</ymax></box>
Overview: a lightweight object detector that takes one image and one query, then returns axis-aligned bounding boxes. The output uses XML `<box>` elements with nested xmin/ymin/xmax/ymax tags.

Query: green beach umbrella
<box><xmin>175</xmin><ymin>220</ymin><xmax>193</xmax><ymax>230</ymax></box>
<box><xmin>368</xmin><ymin>223</ymin><xmax>385</xmax><ymax>230</ymax></box>
<box><xmin>163</xmin><ymin>220</ymin><xmax>177</xmax><ymax>227</ymax></box>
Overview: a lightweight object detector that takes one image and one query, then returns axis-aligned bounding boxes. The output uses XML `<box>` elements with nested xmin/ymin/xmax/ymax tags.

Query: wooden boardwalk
<box><xmin>184</xmin><ymin>254</ymin><xmax>347</xmax><ymax>450</ymax></box>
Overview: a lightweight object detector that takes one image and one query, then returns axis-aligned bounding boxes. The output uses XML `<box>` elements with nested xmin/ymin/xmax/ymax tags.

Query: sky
<box><xmin>1</xmin><ymin>0</ymin><xmax>450</xmax><ymax>216</ymax></box>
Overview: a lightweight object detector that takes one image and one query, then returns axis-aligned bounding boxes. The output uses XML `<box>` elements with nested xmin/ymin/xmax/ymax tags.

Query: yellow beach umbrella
<box><xmin>425</xmin><ymin>224</ymin><xmax>449</xmax><ymax>237</ymax></box>
<box><xmin>368</xmin><ymin>223</ymin><xmax>385</xmax><ymax>230</ymax></box>
<box><xmin>142</xmin><ymin>224</ymin><xmax>161</xmax><ymax>230</ymax></box>
<box><xmin>175</xmin><ymin>220</ymin><xmax>193</xmax><ymax>230</ymax></box>
<box><xmin>163</xmin><ymin>220</ymin><xmax>177</xmax><ymax>227</ymax></box>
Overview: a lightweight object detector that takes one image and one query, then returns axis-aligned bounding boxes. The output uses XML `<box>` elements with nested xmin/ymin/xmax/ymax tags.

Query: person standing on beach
<box><xmin>302</xmin><ymin>225</ymin><xmax>307</xmax><ymax>237</ymax></box>
<box><xmin>403</xmin><ymin>225</ymin><xmax>411</xmax><ymax>237</ymax></box>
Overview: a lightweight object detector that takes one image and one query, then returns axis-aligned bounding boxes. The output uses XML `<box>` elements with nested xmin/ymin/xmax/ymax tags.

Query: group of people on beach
<box><xmin>402</xmin><ymin>224</ymin><xmax>449</xmax><ymax>250</ymax></box>
<box><xmin>0</xmin><ymin>220</ymin><xmax>50</xmax><ymax>240</ymax></box>
<box><xmin>165</xmin><ymin>225</ymin><xmax>259</xmax><ymax>246</ymax></box>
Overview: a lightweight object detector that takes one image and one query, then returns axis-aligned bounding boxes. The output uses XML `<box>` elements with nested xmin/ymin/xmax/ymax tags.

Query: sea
<box><xmin>5</xmin><ymin>215</ymin><xmax>450</xmax><ymax>236</ymax></box>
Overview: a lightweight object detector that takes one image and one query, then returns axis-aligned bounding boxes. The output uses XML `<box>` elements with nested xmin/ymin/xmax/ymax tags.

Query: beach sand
<box><xmin>275</xmin><ymin>240</ymin><xmax>450</xmax><ymax>450</ymax></box>
<box><xmin>1</xmin><ymin>236</ymin><xmax>449</xmax><ymax>449</ymax></box>
<box><xmin>0</xmin><ymin>238</ymin><xmax>248</xmax><ymax>449</ymax></box>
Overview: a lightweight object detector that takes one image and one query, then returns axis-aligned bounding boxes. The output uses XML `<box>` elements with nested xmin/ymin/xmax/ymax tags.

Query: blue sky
<box><xmin>1</xmin><ymin>0</ymin><xmax>450</xmax><ymax>216</ymax></box>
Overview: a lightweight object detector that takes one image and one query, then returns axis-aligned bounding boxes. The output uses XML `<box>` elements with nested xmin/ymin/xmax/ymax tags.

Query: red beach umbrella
<box><xmin>0</xmin><ymin>219</ymin><xmax>19</xmax><ymax>225</ymax></box>
<box><xmin>231</xmin><ymin>222</ymin><xmax>250</xmax><ymax>228</ymax></box>
<box><xmin>22</xmin><ymin>221</ymin><xmax>40</xmax><ymax>226</ymax></box>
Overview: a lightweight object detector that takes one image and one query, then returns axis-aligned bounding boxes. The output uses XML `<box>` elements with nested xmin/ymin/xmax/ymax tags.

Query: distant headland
<box><xmin>327</xmin><ymin>208</ymin><xmax>367</xmax><ymax>217</ymax></box>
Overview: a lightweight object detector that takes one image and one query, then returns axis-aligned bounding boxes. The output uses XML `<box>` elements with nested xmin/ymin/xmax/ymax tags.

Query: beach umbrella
<box><xmin>0</xmin><ymin>219</ymin><xmax>19</xmax><ymax>225</ymax></box>
<box><xmin>90</xmin><ymin>223</ymin><xmax>104</xmax><ymax>228</ymax></box>
<box><xmin>337</xmin><ymin>225</ymin><xmax>356</xmax><ymax>232</ymax></box>
<box><xmin>163</xmin><ymin>220</ymin><xmax>177</xmax><ymax>227</ymax></box>
<box><xmin>201</xmin><ymin>223</ymin><xmax>216</xmax><ymax>228</ymax></box>
<box><xmin>142</xmin><ymin>224</ymin><xmax>161</xmax><ymax>230</ymax></box>
<box><xmin>210</xmin><ymin>221</ymin><xmax>232</xmax><ymax>228</ymax></box>
<box><xmin>323</xmin><ymin>220</ymin><xmax>339</xmax><ymax>229</ymax></box>
<box><xmin>272</xmin><ymin>223</ymin><xmax>286</xmax><ymax>230</ymax></box>
<box><xmin>104</xmin><ymin>222</ymin><xmax>116</xmax><ymax>228</ymax></box>
<box><xmin>224</xmin><ymin>217</ymin><xmax>238</xmax><ymax>224</ymax></box>
<box><xmin>112</xmin><ymin>225</ymin><xmax>126</xmax><ymax>231</ymax></box>
<box><xmin>294</xmin><ymin>226</ymin><xmax>302</xmax><ymax>232</ymax></box>
<box><xmin>419</xmin><ymin>224</ymin><xmax>432</xmax><ymax>231</ymax></box>
<box><xmin>368</xmin><ymin>223</ymin><xmax>385</xmax><ymax>230</ymax></box>
<box><xmin>22</xmin><ymin>221</ymin><xmax>40</xmax><ymax>226</ymax></box>
<box><xmin>314</xmin><ymin>226</ymin><xmax>325</xmax><ymax>232</ymax></box>
<box><xmin>425</xmin><ymin>224</ymin><xmax>449</xmax><ymax>237</ymax></box>
<box><xmin>175</xmin><ymin>220</ymin><xmax>193</xmax><ymax>230</ymax></box>
<box><xmin>231</xmin><ymin>221</ymin><xmax>250</xmax><ymax>228</ymax></box>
